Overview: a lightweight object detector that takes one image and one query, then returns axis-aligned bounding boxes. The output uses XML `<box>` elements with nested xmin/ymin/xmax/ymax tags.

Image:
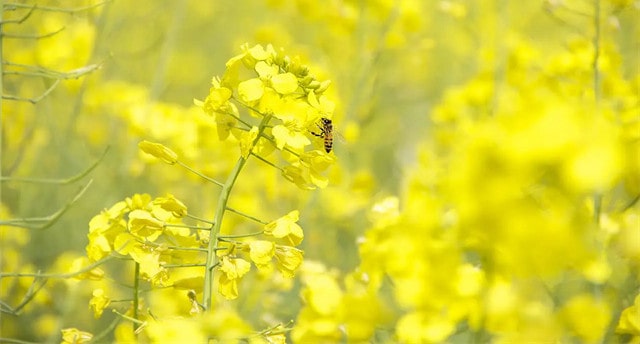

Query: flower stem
<box><xmin>177</xmin><ymin>161</ymin><xmax>224</xmax><ymax>187</ymax></box>
<box><xmin>132</xmin><ymin>262</ymin><xmax>140</xmax><ymax>333</ymax></box>
<box><xmin>202</xmin><ymin>114</ymin><xmax>272</xmax><ymax>311</ymax></box>
<box><xmin>226</xmin><ymin>206</ymin><xmax>269</xmax><ymax>224</ymax></box>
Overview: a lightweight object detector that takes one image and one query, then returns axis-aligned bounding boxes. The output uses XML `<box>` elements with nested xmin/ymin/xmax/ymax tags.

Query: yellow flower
<box><xmin>89</xmin><ymin>288</ymin><xmax>110</xmax><ymax>318</ymax></box>
<box><xmin>248</xmin><ymin>240</ymin><xmax>276</xmax><ymax>268</ymax></box>
<box><xmin>300</xmin><ymin>150</ymin><xmax>335</xmax><ymax>183</ymax></box>
<box><xmin>128</xmin><ymin>210</ymin><xmax>164</xmax><ymax>240</ymax></box>
<box><xmin>255</xmin><ymin>59</ymin><xmax>299</xmax><ymax>95</ymax></box>
<box><xmin>291</xmin><ymin>266</ymin><xmax>343</xmax><ymax>343</ymax></box>
<box><xmin>247</xmin><ymin>43</ymin><xmax>271</xmax><ymax>60</ymax></box>
<box><xmin>264</xmin><ymin>211</ymin><xmax>304</xmax><ymax>246</ymax></box>
<box><xmin>396</xmin><ymin>311</ymin><xmax>456</xmax><ymax>344</ymax></box>
<box><xmin>152</xmin><ymin>194</ymin><xmax>187</xmax><ymax>217</ymax></box>
<box><xmin>307</xmin><ymin>90</ymin><xmax>335</xmax><ymax>117</ymax></box>
<box><xmin>88</xmin><ymin>207</ymin><xmax>126</xmax><ymax>239</ymax></box>
<box><xmin>114</xmin><ymin>322</ymin><xmax>137</xmax><ymax>343</ymax></box>
<box><xmin>274</xmin><ymin>246</ymin><xmax>304</xmax><ymax>278</ymax></box>
<box><xmin>85</xmin><ymin>233</ymin><xmax>111</xmax><ymax>262</ymax></box>
<box><xmin>261</xmin><ymin>333</ymin><xmax>286</xmax><ymax>344</ymax></box>
<box><xmin>218</xmin><ymin>256</ymin><xmax>251</xmax><ymax>299</ymax></box>
<box><xmin>271</xmin><ymin>123</ymin><xmax>311</xmax><ymax>150</ymax></box>
<box><xmin>214</xmin><ymin>107</ymin><xmax>239</xmax><ymax>141</ymax></box>
<box><xmin>167</xmin><ymin>267</ymin><xmax>204</xmax><ymax>291</ymax></box>
<box><xmin>238</xmin><ymin>78</ymin><xmax>265</xmax><ymax>102</ymax></box>
<box><xmin>560</xmin><ymin>294</ymin><xmax>611</xmax><ymax>343</ymax></box>
<box><xmin>255</xmin><ymin>60</ymin><xmax>279</xmax><ymax>78</ymax></box>
<box><xmin>113</xmin><ymin>232</ymin><xmax>137</xmax><ymax>255</ymax></box>
<box><xmin>303</xmin><ymin>273</ymin><xmax>343</xmax><ymax>315</ymax></box>
<box><xmin>146</xmin><ymin>317</ymin><xmax>207</xmax><ymax>344</ymax></box>
<box><xmin>138</xmin><ymin>140</ymin><xmax>178</xmax><ymax>165</ymax></box>
<box><xmin>124</xmin><ymin>193</ymin><xmax>152</xmax><ymax>211</ymax></box>
<box><xmin>617</xmin><ymin>293</ymin><xmax>640</xmax><ymax>336</ymax></box>
<box><xmin>281</xmin><ymin>150</ymin><xmax>335</xmax><ymax>190</ymax></box>
<box><xmin>61</xmin><ymin>328</ymin><xmax>93</xmax><ymax>344</ymax></box>
<box><xmin>200</xmin><ymin>78</ymin><xmax>232</xmax><ymax>113</ymax></box>
<box><xmin>270</xmin><ymin>72</ymin><xmax>299</xmax><ymax>94</ymax></box>
<box><xmin>129</xmin><ymin>247</ymin><xmax>165</xmax><ymax>284</ymax></box>
<box><xmin>229</xmin><ymin>44</ymin><xmax>310</xmax><ymax>107</ymax></box>
<box><xmin>282</xmin><ymin>163</ymin><xmax>317</xmax><ymax>190</ymax></box>
<box><xmin>614</xmin><ymin>210</ymin><xmax>640</xmax><ymax>262</ymax></box>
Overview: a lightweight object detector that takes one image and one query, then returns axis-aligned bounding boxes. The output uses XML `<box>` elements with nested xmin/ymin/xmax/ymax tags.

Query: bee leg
<box><xmin>310</xmin><ymin>126</ymin><xmax>325</xmax><ymax>137</ymax></box>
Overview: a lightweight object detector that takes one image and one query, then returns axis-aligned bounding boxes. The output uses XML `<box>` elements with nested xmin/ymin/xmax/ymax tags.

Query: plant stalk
<box><xmin>202</xmin><ymin>114</ymin><xmax>272</xmax><ymax>311</ymax></box>
<box><xmin>133</xmin><ymin>262</ymin><xmax>140</xmax><ymax>333</ymax></box>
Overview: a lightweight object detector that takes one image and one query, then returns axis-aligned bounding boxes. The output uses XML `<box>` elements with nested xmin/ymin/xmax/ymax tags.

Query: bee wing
<box><xmin>333</xmin><ymin>129</ymin><xmax>346</xmax><ymax>143</ymax></box>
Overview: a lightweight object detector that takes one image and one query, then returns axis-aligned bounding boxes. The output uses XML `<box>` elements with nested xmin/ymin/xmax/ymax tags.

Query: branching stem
<box><xmin>225</xmin><ymin>206</ymin><xmax>268</xmax><ymax>225</ymax></box>
<box><xmin>202</xmin><ymin>114</ymin><xmax>272</xmax><ymax>311</ymax></box>
<box><xmin>177</xmin><ymin>161</ymin><xmax>224</xmax><ymax>187</ymax></box>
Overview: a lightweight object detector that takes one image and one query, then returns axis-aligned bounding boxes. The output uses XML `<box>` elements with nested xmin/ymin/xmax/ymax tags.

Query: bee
<box><xmin>311</xmin><ymin>117</ymin><xmax>334</xmax><ymax>153</ymax></box>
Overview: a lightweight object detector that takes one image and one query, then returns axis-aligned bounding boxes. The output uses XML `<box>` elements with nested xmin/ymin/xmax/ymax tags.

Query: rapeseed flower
<box><xmin>248</xmin><ymin>240</ymin><xmax>276</xmax><ymax>268</ymax></box>
<box><xmin>89</xmin><ymin>288</ymin><xmax>110</xmax><ymax>318</ymax></box>
<box><xmin>560</xmin><ymin>294</ymin><xmax>611</xmax><ymax>343</ymax></box>
<box><xmin>128</xmin><ymin>210</ymin><xmax>164</xmax><ymax>240</ymax></box>
<box><xmin>218</xmin><ymin>256</ymin><xmax>251</xmax><ymax>299</ymax></box>
<box><xmin>263</xmin><ymin>211</ymin><xmax>304</xmax><ymax>246</ymax></box>
<box><xmin>617</xmin><ymin>293</ymin><xmax>640</xmax><ymax>337</ymax></box>
<box><xmin>152</xmin><ymin>194</ymin><xmax>187</xmax><ymax>217</ymax></box>
<box><xmin>60</xmin><ymin>328</ymin><xmax>93</xmax><ymax>344</ymax></box>
<box><xmin>274</xmin><ymin>246</ymin><xmax>304</xmax><ymax>278</ymax></box>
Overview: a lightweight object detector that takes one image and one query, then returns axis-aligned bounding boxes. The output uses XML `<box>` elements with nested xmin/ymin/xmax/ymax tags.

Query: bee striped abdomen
<box><xmin>321</xmin><ymin>118</ymin><xmax>333</xmax><ymax>153</ymax></box>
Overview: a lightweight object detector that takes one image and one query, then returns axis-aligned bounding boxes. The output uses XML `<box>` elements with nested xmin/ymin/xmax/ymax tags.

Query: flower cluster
<box><xmin>85</xmin><ymin>193</ymin><xmax>305</xmax><ymax>301</ymax></box>
<box><xmin>80</xmin><ymin>191</ymin><xmax>306</xmax><ymax>341</ymax></box>
<box><xmin>197</xmin><ymin>43</ymin><xmax>336</xmax><ymax>189</ymax></box>
<box><xmin>85</xmin><ymin>193</ymin><xmax>191</xmax><ymax>286</ymax></box>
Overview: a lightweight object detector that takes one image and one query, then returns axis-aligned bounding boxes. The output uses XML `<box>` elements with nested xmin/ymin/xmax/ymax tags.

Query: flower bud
<box><xmin>139</xmin><ymin>140</ymin><xmax>178</xmax><ymax>164</ymax></box>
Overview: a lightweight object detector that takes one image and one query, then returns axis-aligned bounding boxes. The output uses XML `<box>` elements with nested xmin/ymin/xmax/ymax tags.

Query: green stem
<box><xmin>225</xmin><ymin>206</ymin><xmax>268</xmax><ymax>224</ymax></box>
<box><xmin>0</xmin><ymin>146</ymin><xmax>108</xmax><ymax>183</ymax></box>
<box><xmin>132</xmin><ymin>262</ymin><xmax>140</xmax><ymax>333</ymax></box>
<box><xmin>177</xmin><ymin>160</ymin><xmax>224</xmax><ymax>187</ymax></box>
<box><xmin>202</xmin><ymin>114</ymin><xmax>272</xmax><ymax>311</ymax></box>
<box><xmin>185</xmin><ymin>213</ymin><xmax>215</xmax><ymax>224</ymax></box>
<box><xmin>90</xmin><ymin>316</ymin><xmax>121</xmax><ymax>343</ymax></box>
<box><xmin>250</xmin><ymin>152</ymin><xmax>284</xmax><ymax>172</ymax></box>
<box><xmin>218</xmin><ymin>230</ymin><xmax>264</xmax><ymax>239</ymax></box>
<box><xmin>112</xmin><ymin>309</ymin><xmax>146</xmax><ymax>325</ymax></box>
<box><xmin>0</xmin><ymin>255</ymin><xmax>114</xmax><ymax>279</ymax></box>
